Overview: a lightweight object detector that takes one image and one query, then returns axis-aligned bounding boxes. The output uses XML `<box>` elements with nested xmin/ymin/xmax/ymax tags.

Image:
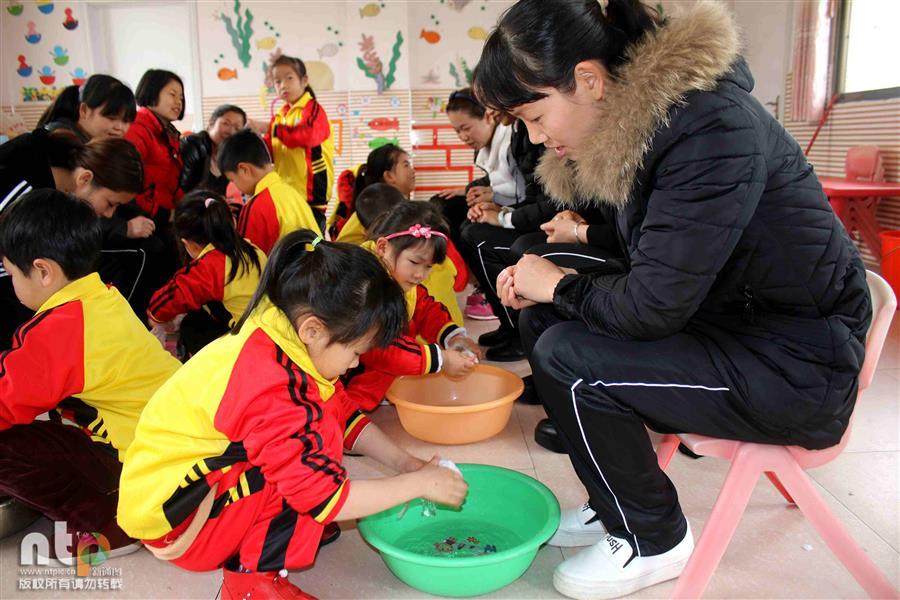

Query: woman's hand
<box><xmin>415</xmin><ymin>457</ymin><xmax>468</xmax><ymax>508</ymax></box>
<box><xmin>467</xmin><ymin>202</ymin><xmax>500</xmax><ymax>225</ymax></box>
<box><xmin>127</xmin><ymin>216</ymin><xmax>155</xmax><ymax>239</ymax></box>
<box><xmin>442</xmin><ymin>348</ymin><xmax>478</xmax><ymax>378</ymax></box>
<box><xmin>504</xmin><ymin>255</ymin><xmax>567</xmax><ymax>306</ymax></box>
<box><xmin>540</xmin><ymin>211</ymin><xmax>585</xmax><ymax>244</ymax></box>
<box><xmin>436</xmin><ymin>187</ymin><xmax>466</xmax><ymax>199</ymax></box>
<box><xmin>497</xmin><ymin>266</ymin><xmax>537</xmax><ymax>310</ymax></box>
<box><xmin>466</xmin><ymin>186</ymin><xmax>494</xmax><ymax>207</ymax></box>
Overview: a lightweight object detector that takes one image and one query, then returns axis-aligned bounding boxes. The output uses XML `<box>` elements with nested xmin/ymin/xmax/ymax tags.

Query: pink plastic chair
<box><xmin>656</xmin><ymin>271</ymin><xmax>898</xmax><ymax>599</ymax></box>
<box><xmin>830</xmin><ymin>146</ymin><xmax>886</xmax><ymax>259</ymax></box>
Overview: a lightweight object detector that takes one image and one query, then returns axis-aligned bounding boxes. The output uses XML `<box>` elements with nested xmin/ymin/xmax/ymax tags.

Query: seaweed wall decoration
<box><xmin>448</xmin><ymin>57</ymin><xmax>473</xmax><ymax>88</ymax></box>
<box><xmin>218</xmin><ymin>0</ymin><xmax>254</xmax><ymax>68</ymax></box>
<box><xmin>356</xmin><ymin>31</ymin><xmax>404</xmax><ymax>94</ymax></box>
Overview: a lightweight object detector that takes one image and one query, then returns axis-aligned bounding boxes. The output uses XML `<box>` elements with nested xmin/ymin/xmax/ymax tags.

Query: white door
<box><xmin>87</xmin><ymin>1</ymin><xmax>202</xmax><ymax>130</ymax></box>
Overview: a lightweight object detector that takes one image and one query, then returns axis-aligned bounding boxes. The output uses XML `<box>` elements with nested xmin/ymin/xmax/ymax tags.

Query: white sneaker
<box><xmin>547</xmin><ymin>502</ymin><xmax>607</xmax><ymax>547</ymax></box>
<box><xmin>553</xmin><ymin>524</ymin><xmax>694</xmax><ymax>600</ymax></box>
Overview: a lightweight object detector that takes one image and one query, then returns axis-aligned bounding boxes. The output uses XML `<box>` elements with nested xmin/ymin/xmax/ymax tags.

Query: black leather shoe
<box><xmin>534</xmin><ymin>418</ymin><xmax>567</xmax><ymax>454</ymax></box>
<box><xmin>319</xmin><ymin>522</ymin><xmax>341</xmax><ymax>547</ymax></box>
<box><xmin>517</xmin><ymin>375</ymin><xmax>541</xmax><ymax>405</ymax></box>
<box><xmin>677</xmin><ymin>442</ymin><xmax>702</xmax><ymax>460</ymax></box>
<box><xmin>478</xmin><ymin>327</ymin><xmax>511</xmax><ymax>347</ymax></box>
<box><xmin>485</xmin><ymin>337</ymin><xmax>526</xmax><ymax>362</ymax></box>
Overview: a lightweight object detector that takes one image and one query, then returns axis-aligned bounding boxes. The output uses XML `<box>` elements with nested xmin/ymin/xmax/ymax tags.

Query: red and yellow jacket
<box><xmin>148</xmin><ymin>243</ymin><xmax>266</xmax><ymax>327</ymax></box>
<box><xmin>124</xmin><ymin>107</ymin><xmax>183</xmax><ymax>217</ymax></box>
<box><xmin>265</xmin><ymin>92</ymin><xmax>334</xmax><ymax>214</ymax></box>
<box><xmin>118</xmin><ymin>300</ymin><xmax>370</xmax><ymax>555</ymax></box>
<box><xmin>237</xmin><ymin>170</ymin><xmax>322</xmax><ymax>255</ymax></box>
<box><xmin>0</xmin><ymin>273</ymin><xmax>181</xmax><ymax>459</ymax></box>
<box><xmin>344</xmin><ymin>264</ymin><xmax>464</xmax><ymax>411</ymax></box>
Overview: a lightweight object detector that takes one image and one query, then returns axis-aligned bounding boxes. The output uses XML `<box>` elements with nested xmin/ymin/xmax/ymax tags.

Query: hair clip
<box><xmin>598</xmin><ymin>0</ymin><xmax>609</xmax><ymax>17</ymax></box>
<box><xmin>311</xmin><ymin>235</ymin><xmax>323</xmax><ymax>248</ymax></box>
<box><xmin>383</xmin><ymin>224</ymin><xmax>448</xmax><ymax>242</ymax></box>
<box><xmin>204</xmin><ymin>197</ymin><xmax>216</xmax><ymax>208</ymax></box>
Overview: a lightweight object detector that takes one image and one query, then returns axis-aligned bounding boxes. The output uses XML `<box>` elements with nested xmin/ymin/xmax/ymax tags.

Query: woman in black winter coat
<box><xmin>179</xmin><ymin>104</ymin><xmax>246</xmax><ymax>195</ymax></box>
<box><xmin>475</xmin><ymin>1</ymin><xmax>871</xmax><ymax>598</ymax></box>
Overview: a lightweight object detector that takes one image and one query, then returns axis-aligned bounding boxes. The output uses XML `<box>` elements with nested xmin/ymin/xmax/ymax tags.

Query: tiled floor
<box><xmin>2</xmin><ymin>312</ymin><xmax>898</xmax><ymax>599</ymax></box>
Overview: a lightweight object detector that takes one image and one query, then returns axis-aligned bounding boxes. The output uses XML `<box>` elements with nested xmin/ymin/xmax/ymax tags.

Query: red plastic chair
<box><xmin>656</xmin><ymin>271</ymin><xmax>897</xmax><ymax>599</ymax></box>
<box><xmin>830</xmin><ymin>146</ymin><xmax>886</xmax><ymax>259</ymax></box>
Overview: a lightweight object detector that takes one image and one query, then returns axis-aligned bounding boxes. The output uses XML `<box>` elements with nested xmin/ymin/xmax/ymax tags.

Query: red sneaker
<box><xmin>39</xmin><ymin>520</ymin><xmax>142</xmax><ymax>566</ymax></box>
<box><xmin>464</xmin><ymin>297</ymin><xmax>497</xmax><ymax>320</ymax></box>
<box><xmin>221</xmin><ymin>569</ymin><xmax>317</xmax><ymax>600</ymax></box>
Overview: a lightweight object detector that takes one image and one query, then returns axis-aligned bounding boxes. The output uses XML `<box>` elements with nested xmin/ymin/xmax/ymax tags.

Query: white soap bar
<box><xmin>438</xmin><ymin>458</ymin><xmax>462</xmax><ymax>475</ymax></box>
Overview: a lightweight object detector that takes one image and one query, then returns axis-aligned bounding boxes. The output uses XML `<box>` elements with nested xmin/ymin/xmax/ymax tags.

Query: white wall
<box><xmin>730</xmin><ymin>0</ymin><xmax>794</xmax><ymax>119</ymax></box>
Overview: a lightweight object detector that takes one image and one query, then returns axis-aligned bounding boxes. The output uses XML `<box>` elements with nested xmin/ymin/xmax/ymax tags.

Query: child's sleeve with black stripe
<box><xmin>0</xmin><ymin>306</ymin><xmax>85</xmax><ymax>429</ymax></box>
<box><xmin>361</xmin><ymin>333</ymin><xmax>441</xmax><ymax>376</ymax></box>
<box><xmin>274</xmin><ymin>102</ymin><xmax>331</xmax><ymax>150</ymax></box>
<box><xmin>411</xmin><ymin>285</ymin><xmax>463</xmax><ymax>348</ymax></box>
<box><xmin>216</xmin><ymin>367</ymin><xmax>349</xmax><ymax>524</ymax></box>
<box><xmin>237</xmin><ymin>191</ymin><xmax>280</xmax><ymax>255</ymax></box>
<box><xmin>147</xmin><ymin>254</ymin><xmax>224</xmax><ymax>324</ymax></box>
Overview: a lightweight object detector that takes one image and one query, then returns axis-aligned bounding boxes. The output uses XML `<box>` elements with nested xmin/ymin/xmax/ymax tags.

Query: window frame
<box><xmin>833</xmin><ymin>0</ymin><xmax>900</xmax><ymax>102</ymax></box>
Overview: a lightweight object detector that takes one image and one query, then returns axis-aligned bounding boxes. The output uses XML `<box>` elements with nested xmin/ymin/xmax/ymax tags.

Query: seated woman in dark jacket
<box><xmin>475</xmin><ymin>1</ymin><xmax>871</xmax><ymax>598</ymax></box>
<box><xmin>179</xmin><ymin>104</ymin><xmax>246</xmax><ymax>195</ymax></box>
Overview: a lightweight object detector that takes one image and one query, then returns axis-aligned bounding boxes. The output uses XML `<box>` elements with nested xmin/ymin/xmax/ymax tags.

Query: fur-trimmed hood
<box><xmin>536</xmin><ymin>1</ymin><xmax>742</xmax><ymax>207</ymax></box>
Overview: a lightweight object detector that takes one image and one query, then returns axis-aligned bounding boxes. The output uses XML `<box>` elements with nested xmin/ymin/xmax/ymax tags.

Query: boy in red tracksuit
<box><xmin>0</xmin><ymin>190</ymin><xmax>181</xmax><ymax>561</ymax></box>
<box><xmin>218</xmin><ymin>130</ymin><xmax>321</xmax><ymax>255</ymax></box>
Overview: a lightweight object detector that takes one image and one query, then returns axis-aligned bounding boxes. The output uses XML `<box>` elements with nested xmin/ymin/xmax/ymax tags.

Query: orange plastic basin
<box><xmin>386</xmin><ymin>365</ymin><xmax>524</xmax><ymax>445</ymax></box>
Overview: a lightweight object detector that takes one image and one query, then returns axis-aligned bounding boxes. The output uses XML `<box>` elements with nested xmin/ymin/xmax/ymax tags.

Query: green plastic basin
<box><xmin>358</xmin><ymin>464</ymin><xmax>560</xmax><ymax>597</ymax></box>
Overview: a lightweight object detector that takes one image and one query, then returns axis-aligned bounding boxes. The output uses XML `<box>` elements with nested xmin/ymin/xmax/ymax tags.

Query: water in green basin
<box><xmin>394</xmin><ymin>518</ymin><xmax>524</xmax><ymax>559</ymax></box>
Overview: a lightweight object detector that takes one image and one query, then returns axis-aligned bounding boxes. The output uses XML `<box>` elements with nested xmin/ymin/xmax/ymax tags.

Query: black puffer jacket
<box><xmin>538</xmin><ymin>3</ymin><xmax>871</xmax><ymax>449</ymax></box>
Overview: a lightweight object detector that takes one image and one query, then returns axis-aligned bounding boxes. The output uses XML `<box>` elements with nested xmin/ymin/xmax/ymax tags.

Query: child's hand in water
<box><xmin>417</xmin><ymin>456</ymin><xmax>468</xmax><ymax>507</ymax></box>
<box><xmin>443</xmin><ymin>349</ymin><xmax>478</xmax><ymax>378</ymax></box>
<box><xmin>450</xmin><ymin>335</ymin><xmax>482</xmax><ymax>360</ymax></box>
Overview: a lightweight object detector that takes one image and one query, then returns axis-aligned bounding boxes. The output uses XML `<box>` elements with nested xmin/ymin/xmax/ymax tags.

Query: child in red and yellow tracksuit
<box><xmin>218</xmin><ymin>130</ymin><xmax>322</xmax><ymax>255</ymax></box>
<box><xmin>118</xmin><ymin>230</ymin><xmax>467</xmax><ymax>599</ymax></box>
<box><xmin>344</xmin><ymin>201</ymin><xmax>481</xmax><ymax>412</ymax></box>
<box><xmin>266</xmin><ymin>56</ymin><xmax>334</xmax><ymax>227</ymax></box>
<box><xmin>148</xmin><ymin>191</ymin><xmax>266</xmax><ymax>358</ymax></box>
<box><xmin>336</xmin><ymin>182</ymin><xmax>466</xmax><ymax>326</ymax></box>
<box><xmin>0</xmin><ymin>190</ymin><xmax>180</xmax><ymax>558</ymax></box>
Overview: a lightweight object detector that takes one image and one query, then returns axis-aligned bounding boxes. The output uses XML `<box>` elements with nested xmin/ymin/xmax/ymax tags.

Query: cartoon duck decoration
<box><xmin>7</xmin><ymin>2</ymin><xmax>24</xmax><ymax>16</ymax></box>
<box><xmin>50</xmin><ymin>46</ymin><xmax>69</xmax><ymax>66</ymax></box>
<box><xmin>25</xmin><ymin>21</ymin><xmax>41</xmax><ymax>44</ymax></box>
<box><xmin>420</xmin><ymin>29</ymin><xmax>441</xmax><ymax>44</ymax></box>
<box><xmin>217</xmin><ymin>67</ymin><xmax>238</xmax><ymax>81</ymax></box>
<box><xmin>16</xmin><ymin>55</ymin><xmax>32</xmax><ymax>78</ymax></box>
<box><xmin>63</xmin><ymin>7</ymin><xmax>78</xmax><ymax>30</ymax></box>
<box><xmin>70</xmin><ymin>67</ymin><xmax>87</xmax><ymax>86</ymax></box>
<box><xmin>38</xmin><ymin>66</ymin><xmax>56</xmax><ymax>86</ymax></box>
<box><xmin>36</xmin><ymin>1</ymin><xmax>53</xmax><ymax>14</ymax></box>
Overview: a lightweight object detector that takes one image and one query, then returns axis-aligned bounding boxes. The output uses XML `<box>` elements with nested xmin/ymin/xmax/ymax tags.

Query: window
<box><xmin>836</xmin><ymin>0</ymin><xmax>900</xmax><ymax>99</ymax></box>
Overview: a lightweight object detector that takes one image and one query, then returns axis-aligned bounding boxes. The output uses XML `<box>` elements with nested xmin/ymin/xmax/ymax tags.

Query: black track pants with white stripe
<box><xmin>522</xmin><ymin>305</ymin><xmax>805</xmax><ymax>556</ymax></box>
<box><xmin>459</xmin><ymin>222</ymin><xmax>526</xmax><ymax>331</ymax></box>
